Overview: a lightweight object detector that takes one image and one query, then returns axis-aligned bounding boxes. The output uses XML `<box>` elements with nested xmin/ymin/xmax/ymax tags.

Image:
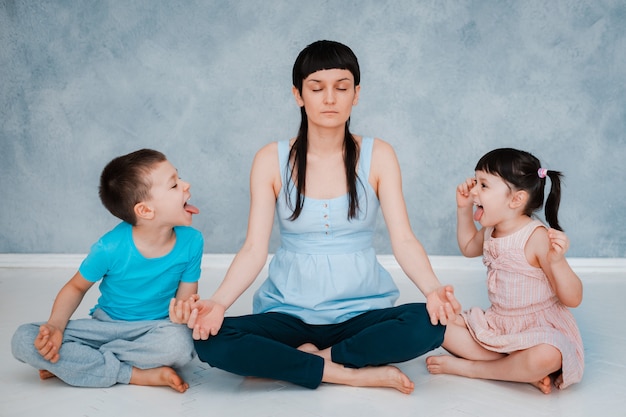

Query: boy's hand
<box><xmin>456</xmin><ymin>177</ymin><xmax>477</xmax><ymax>209</ymax></box>
<box><xmin>35</xmin><ymin>323</ymin><xmax>63</xmax><ymax>363</ymax></box>
<box><xmin>169</xmin><ymin>294</ymin><xmax>200</xmax><ymax>324</ymax></box>
<box><xmin>425</xmin><ymin>285</ymin><xmax>461</xmax><ymax>326</ymax></box>
<box><xmin>187</xmin><ymin>299</ymin><xmax>226</xmax><ymax>340</ymax></box>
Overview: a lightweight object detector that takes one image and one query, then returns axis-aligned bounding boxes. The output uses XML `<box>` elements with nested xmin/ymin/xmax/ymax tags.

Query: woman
<box><xmin>173</xmin><ymin>40</ymin><xmax>460</xmax><ymax>394</ymax></box>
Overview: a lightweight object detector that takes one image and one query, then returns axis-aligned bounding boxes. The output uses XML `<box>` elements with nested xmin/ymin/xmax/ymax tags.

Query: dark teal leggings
<box><xmin>193</xmin><ymin>303</ymin><xmax>445</xmax><ymax>389</ymax></box>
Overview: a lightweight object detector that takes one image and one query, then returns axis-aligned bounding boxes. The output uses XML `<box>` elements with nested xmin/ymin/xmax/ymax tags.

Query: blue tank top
<box><xmin>252</xmin><ymin>137</ymin><xmax>399</xmax><ymax>324</ymax></box>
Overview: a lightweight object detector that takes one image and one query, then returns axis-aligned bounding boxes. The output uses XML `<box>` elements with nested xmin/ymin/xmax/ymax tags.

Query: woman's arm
<box><xmin>209</xmin><ymin>142</ymin><xmax>280</xmax><ymax>309</ymax></box>
<box><xmin>187</xmin><ymin>143</ymin><xmax>280</xmax><ymax>339</ymax></box>
<box><xmin>371</xmin><ymin>139</ymin><xmax>460</xmax><ymax>323</ymax></box>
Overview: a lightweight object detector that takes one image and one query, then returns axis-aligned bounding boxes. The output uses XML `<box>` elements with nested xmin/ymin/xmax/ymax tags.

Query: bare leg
<box><xmin>440</xmin><ymin>316</ymin><xmax>504</xmax><ymax>361</ymax></box>
<box><xmin>129</xmin><ymin>367</ymin><xmax>189</xmax><ymax>393</ymax></box>
<box><xmin>426</xmin><ymin>344</ymin><xmax>562</xmax><ymax>394</ymax></box>
<box><xmin>298</xmin><ymin>343</ymin><xmax>414</xmax><ymax>394</ymax></box>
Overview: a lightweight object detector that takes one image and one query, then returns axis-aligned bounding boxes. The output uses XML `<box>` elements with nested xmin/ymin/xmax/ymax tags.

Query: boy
<box><xmin>11</xmin><ymin>149</ymin><xmax>203</xmax><ymax>393</ymax></box>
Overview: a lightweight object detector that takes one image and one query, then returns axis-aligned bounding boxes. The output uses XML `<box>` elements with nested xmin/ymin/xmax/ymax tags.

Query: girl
<box><xmin>172</xmin><ymin>40</ymin><xmax>460</xmax><ymax>394</ymax></box>
<box><xmin>426</xmin><ymin>148</ymin><xmax>584</xmax><ymax>394</ymax></box>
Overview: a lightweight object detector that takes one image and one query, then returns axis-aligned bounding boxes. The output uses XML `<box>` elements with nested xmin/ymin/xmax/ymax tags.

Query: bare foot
<box><xmin>427</xmin><ymin>355</ymin><xmax>554</xmax><ymax>394</ymax></box>
<box><xmin>297</xmin><ymin>343</ymin><xmax>331</xmax><ymax>361</ymax></box>
<box><xmin>425</xmin><ymin>354</ymin><xmax>457</xmax><ymax>375</ymax></box>
<box><xmin>129</xmin><ymin>366</ymin><xmax>189</xmax><ymax>393</ymax></box>
<box><xmin>531</xmin><ymin>376</ymin><xmax>552</xmax><ymax>394</ymax></box>
<box><xmin>323</xmin><ymin>360</ymin><xmax>415</xmax><ymax>395</ymax></box>
<box><xmin>344</xmin><ymin>365</ymin><xmax>415</xmax><ymax>394</ymax></box>
<box><xmin>39</xmin><ymin>369</ymin><xmax>57</xmax><ymax>380</ymax></box>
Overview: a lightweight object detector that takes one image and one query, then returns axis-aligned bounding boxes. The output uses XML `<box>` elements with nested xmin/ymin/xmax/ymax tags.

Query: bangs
<box><xmin>292</xmin><ymin>40</ymin><xmax>360</xmax><ymax>89</ymax></box>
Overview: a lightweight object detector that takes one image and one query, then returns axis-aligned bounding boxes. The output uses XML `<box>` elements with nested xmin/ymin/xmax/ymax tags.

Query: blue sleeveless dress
<box><xmin>253</xmin><ymin>137</ymin><xmax>399</xmax><ymax>325</ymax></box>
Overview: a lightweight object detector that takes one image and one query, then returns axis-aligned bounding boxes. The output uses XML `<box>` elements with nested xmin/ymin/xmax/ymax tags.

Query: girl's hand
<box><xmin>169</xmin><ymin>294</ymin><xmax>200</xmax><ymax>324</ymax></box>
<box><xmin>547</xmin><ymin>228</ymin><xmax>570</xmax><ymax>262</ymax></box>
<box><xmin>187</xmin><ymin>299</ymin><xmax>226</xmax><ymax>340</ymax></box>
<box><xmin>456</xmin><ymin>177</ymin><xmax>476</xmax><ymax>209</ymax></box>
<box><xmin>426</xmin><ymin>285</ymin><xmax>462</xmax><ymax>325</ymax></box>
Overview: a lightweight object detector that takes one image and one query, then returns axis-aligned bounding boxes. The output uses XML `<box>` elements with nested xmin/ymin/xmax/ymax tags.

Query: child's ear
<box><xmin>510</xmin><ymin>190</ymin><xmax>528</xmax><ymax>209</ymax></box>
<box><xmin>134</xmin><ymin>201</ymin><xmax>155</xmax><ymax>221</ymax></box>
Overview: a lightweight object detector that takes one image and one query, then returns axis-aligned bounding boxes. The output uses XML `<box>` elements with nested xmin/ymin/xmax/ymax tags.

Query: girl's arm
<box><xmin>372</xmin><ymin>139</ymin><xmax>460</xmax><ymax>324</ymax></box>
<box><xmin>456</xmin><ymin>178</ymin><xmax>484</xmax><ymax>257</ymax></box>
<box><xmin>188</xmin><ymin>143</ymin><xmax>280</xmax><ymax>338</ymax></box>
<box><xmin>528</xmin><ymin>227</ymin><xmax>583</xmax><ymax>307</ymax></box>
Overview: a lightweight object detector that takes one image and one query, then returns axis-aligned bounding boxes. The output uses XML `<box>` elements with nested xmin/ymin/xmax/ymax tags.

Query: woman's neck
<box><xmin>306</xmin><ymin>126</ymin><xmax>346</xmax><ymax>156</ymax></box>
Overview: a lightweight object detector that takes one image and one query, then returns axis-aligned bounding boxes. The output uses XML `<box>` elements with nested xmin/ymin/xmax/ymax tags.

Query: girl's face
<box><xmin>471</xmin><ymin>170</ymin><xmax>515</xmax><ymax>227</ymax></box>
<box><xmin>293</xmin><ymin>68</ymin><xmax>360</xmax><ymax>130</ymax></box>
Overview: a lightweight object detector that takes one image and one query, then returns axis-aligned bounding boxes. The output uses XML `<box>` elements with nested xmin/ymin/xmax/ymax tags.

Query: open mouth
<box><xmin>184</xmin><ymin>200</ymin><xmax>200</xmax><ymax>215</ymax></box>
<box><xmin>473</xmin><ymin>204</ymin><xmax>484</xmax><ymax>221</ymax></box>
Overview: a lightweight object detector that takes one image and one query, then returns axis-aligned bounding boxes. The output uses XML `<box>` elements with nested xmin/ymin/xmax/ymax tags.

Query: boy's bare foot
<box><xmin>39</xmin><ymin>369</ymin><xmax>57</xmax><ymax>380</ymax></box>
<box><xmin>130</xmin><ymin>366</ymin><xmax>189</xmax><ymax>393</ymax></box>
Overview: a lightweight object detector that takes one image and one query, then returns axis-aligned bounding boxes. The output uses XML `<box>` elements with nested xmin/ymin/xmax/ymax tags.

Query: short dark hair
<box><xmin>99</xmin><ymin>149</ymin><xmax>167</xmax><ymax>225</ymax></box>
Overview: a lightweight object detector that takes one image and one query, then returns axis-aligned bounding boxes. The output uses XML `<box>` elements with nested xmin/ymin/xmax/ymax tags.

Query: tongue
<box><xmin>473</xmin><ymin>206</ymin><xmax>484</xmax><ymax>222</ymax></box>
<box><xmin>185</xmin><ymin>203</ymin><xmax>200</xmax><ymax>215</ymax></box>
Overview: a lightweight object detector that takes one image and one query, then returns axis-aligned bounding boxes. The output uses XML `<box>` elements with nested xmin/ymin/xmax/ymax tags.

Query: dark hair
<box><xmin>475</xmin><ymin>148</ymin><xmax>564</xmax><ymax>231</ymax></box>
<box><xmin>288</xmin><ymin>40</ymin><xmax>362</xmax><ymax>220</ymax></box>
<box><xmin>99</xmin><ymin>149</ymin><xmax>167</xmax><ymax>225</ymax></box>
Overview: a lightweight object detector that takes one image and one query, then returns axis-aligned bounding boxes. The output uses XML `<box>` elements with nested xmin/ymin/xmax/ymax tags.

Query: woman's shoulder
<box><xmin>369</xmin><ymin>137</ymin><xmax>399</xmax><ymax>165</ymax></box>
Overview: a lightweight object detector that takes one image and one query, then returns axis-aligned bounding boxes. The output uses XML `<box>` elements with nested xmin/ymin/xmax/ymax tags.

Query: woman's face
<box><xmin>293</xmin><ymin>68</ymin><xmax>360</xmax><ymax>130</ymax></box>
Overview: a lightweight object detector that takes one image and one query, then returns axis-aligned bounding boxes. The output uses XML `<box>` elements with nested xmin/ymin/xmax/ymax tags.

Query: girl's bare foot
<box><xmin>39</xmin><ymin>369</ymin><xmax>56</xmax><ymax>380</ymax></box>
<box><xmin>426</xmin><ymin>355</ymin><xmax>554</xmax><ymax>394</ymax></box>
<box><xmin>531</xmin><ymin>376</ymin><xmax>552</xmax><ymax>394</ymax></box>
<box><xmin>130</xmin><ymin>366</ymin><xmax>189</xmax><ymax>393</ymax></box>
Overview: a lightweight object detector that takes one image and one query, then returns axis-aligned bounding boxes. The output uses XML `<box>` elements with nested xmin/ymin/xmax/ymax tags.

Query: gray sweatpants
<box><xmin>11</xmin><ymin>308</ymin><xmax>195</xmax><ymax>387</ymax></box>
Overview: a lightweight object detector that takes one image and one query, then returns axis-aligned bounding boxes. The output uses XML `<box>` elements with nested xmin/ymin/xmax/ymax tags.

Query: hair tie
<box><xmin>537</xmin><ymin>168</ymin><xmax>548</xmax><ymax>179</ymax></box>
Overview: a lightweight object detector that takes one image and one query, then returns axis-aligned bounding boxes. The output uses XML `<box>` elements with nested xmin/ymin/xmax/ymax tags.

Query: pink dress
<box><xmin>462</xmin><ymin>220</ymin><xmax>584</xmax><ymax>389</ymax></box>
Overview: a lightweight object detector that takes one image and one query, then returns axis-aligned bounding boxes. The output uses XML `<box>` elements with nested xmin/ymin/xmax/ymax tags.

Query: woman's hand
<box><xmin>425</xmin><ymin>285</ymin><xmax>462</xmax><ymax>325</ymax></box>
<box><xmin>187</xmin><ymin>299</ymin><xmax>227</xmax><ymax>340</ymax></box>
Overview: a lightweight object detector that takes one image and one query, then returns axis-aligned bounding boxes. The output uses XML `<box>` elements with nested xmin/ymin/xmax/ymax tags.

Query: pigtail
<box><xmin>543</xmin><ymin>170</ymin><xmax>564</xmax><ymax>231</ymax></box>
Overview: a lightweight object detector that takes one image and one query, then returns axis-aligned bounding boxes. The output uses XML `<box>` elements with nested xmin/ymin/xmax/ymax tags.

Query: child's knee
<box><xmin>535</xmin><ymin>344</ymin><xmax>562</xmax><ymax>372</ymax></box>
<box><xmin>160</xmin><ymin>325</ymin><xmax>195</xmax><ymax>366</ymax></box>
<box><xmin>11</xmin><ymin>323</ymin><xmax>39</xmax><ymax>361</ymax></box>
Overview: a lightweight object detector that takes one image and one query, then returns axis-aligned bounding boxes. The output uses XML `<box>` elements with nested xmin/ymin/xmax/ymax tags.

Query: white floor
<box><xmin>1</xmin><ymin>254</ymin><xmax>625</xmax><ymax>417</ymax></box>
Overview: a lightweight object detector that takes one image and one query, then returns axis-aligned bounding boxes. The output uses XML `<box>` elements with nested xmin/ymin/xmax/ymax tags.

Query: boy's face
<box><xmin>143</xmin><ymin>160</ymin><xmax>199</xmax><ymax>227</ymax></box>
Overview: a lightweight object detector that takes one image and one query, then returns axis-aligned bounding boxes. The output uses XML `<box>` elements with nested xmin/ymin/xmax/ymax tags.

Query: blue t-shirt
<box><xmin>79</xmin><ymin>222</ymin><xmax>204</xmax><ymax>321</ymax></box>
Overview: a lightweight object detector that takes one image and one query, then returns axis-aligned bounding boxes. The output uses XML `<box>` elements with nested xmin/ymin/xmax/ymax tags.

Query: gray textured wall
<box><xmin>1</xmin><ymin>1</ymin><xmax>625</xmax><ymax>257</ymax></box>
